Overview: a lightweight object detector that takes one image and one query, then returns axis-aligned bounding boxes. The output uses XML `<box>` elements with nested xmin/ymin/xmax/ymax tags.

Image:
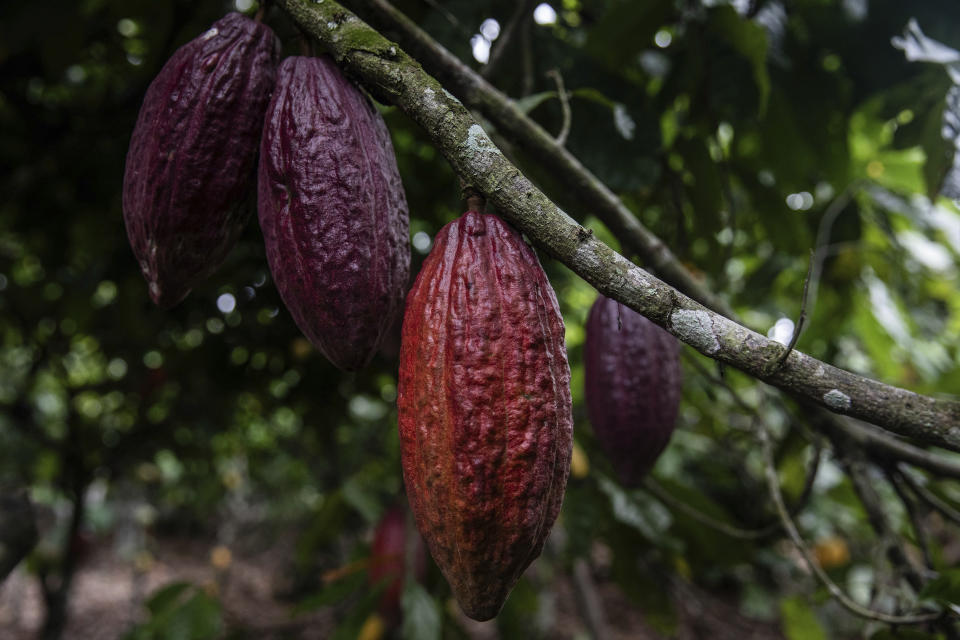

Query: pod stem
<box><xmin>460</xmin><ymin>180</ymin><xmax>486</xmax><ymax>212</ymax></box>
<box><xmin>255</xmin><ymin>1</ymin><xmax>268</xmax><ymax>22</ymax></box>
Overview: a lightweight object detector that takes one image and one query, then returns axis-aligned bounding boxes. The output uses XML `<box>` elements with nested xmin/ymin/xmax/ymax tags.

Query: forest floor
<box><xmin>0</xmin><ymin>535</ymin><xmax>784</xmax><ymax>640</ymax></box>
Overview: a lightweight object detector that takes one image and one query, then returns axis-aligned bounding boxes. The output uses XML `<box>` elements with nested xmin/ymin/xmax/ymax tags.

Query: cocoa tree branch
<box><xmin>329</xmin><ymin>0</ymin><xmax>960</xmax><ymax>478</ymax></box>
<box><xmin>274</xmin><ymin>0</ymin><xmax>960</xmax><ymax>450</ymax></box>
<box><xmin>687</xmin><ymin>348</ymin><xmax>960</xmax><ymax>478</ymax></box>
<box><xmin>887</xmin><ymin>469</ymin><xmax>935</xmax><ymax>571</ymax></box>
<box><xmin>897</xmin><ymin>466</ymin><xmax>960</xmax><ymax>526</ymax></box>
<box><xmin>841</xmin><ymin>453</ymin><xmax>926</xmax><ymax>592</ymax></box>
<box><xmin>817</xmin><ymin>417</ymin><xmax>960</xmax><ymax>480</ymax></box>
<box><xmin>329</xmin><ymin>0</ymin><xmax>960</xmax><ymax>463</ymax></box>
<box><xmin>339</xmin><ymin>0</ymin><xmax>737</xmax><ymax>319</ymax></box>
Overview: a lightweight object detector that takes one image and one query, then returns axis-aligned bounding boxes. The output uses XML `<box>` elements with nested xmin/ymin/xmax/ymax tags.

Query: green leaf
<box><xmin>515</xmin><ymin>91</ymin><xmax>558</xmax><ymax>115</ymax></box>
<box><xmin>293</xmin><ymin>571</ymin><xmax>367</xmax><ymax>613</ymax></box>
<box><xmin>145</xmin><ymin>582</ymin><xmax>192</xmax><ymax>616</ymax></box>
<box><xmin>166</xmin><ymin>591</ymin><xmax>221</xmax><ymax>640</ymax></box>
<box><xmin>583</xmin><ymin>0</ymin><xmax>674</xmax><ymax>72</ymax></box>
<box><xmin>598</xmin><ymin>476</ymin><xmax>675</xmax><ymax>547</ymax></box>
<box><xmin>124</xmin><ymin>583</ymin><xmax>221</xmax><ymax>640</ymax></box>
<box><xmin>496</xmin><ymin>576</ymin><xmax>540</xmax><ymax>636</ymax></box>
<box><xmin>920</xmin><ymin>93</ymin><xmax>956</xmax><ymax>199</ymax></box>
<box><xmin>401</xmin><ymin>582</ymin><xmax>441</xmax><ymax>640</ymax></box>
<box><xmin>779</xmin><ymin>596</ymin><xmax>827</xmax><ymax>640</ymax></box>
<box><xmin>571</xmin><ymin>87</ymin><xmax>617</xmax><ymax>109</ymax></box>
<box><xmin>329</xmin><ymin>585</ymin><xmax>382</xmax><ymax>640</ymax></box>
<box><xmin>342</xmin><ymin>475</ymin><xmax>381</xmax><ymax>523</ymax></box>
<box><xmin>920</xmin><ymin>568</ymin><xmax>960</xmax><ymax>603</ymax></box>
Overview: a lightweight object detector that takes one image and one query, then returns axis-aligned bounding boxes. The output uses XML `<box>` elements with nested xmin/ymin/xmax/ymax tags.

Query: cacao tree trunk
<box><xmin>0</xmin><ymin>487</ymin><xmax>38</xmax><ymax>583</ymax></box>
<box><xmin>40</xmin><ymin>473</ymin><xmax>88</xmax><ymax>640</ymax></box>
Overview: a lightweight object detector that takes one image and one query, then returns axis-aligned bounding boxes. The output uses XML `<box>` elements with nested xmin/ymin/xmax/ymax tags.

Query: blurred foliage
<box><xmin>1</xmin><ymin>0</ymin><xmax>959</xmax><ymax>638</ymax></box>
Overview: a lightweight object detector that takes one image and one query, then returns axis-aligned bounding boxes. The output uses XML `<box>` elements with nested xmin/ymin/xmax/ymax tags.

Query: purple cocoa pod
<box><xmin>123</xmin><ymin>13</ymin><xmax>280</xmax><ymax>308</ymax></box>
<box><xmin>258</xmin><ymin>56</ymin><xmax>411</xmax><ymax>371</ymax></box>
<box><xmin>584</xmin><ymin>295</ymin><xmax>682</xmax><ymax>486</ymax></box>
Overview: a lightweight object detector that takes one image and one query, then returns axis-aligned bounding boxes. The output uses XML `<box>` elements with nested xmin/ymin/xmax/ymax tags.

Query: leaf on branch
<box><xmin>893</xmin><ymin>19</ymin><xmax>960</xmax><ymax>200</ymax></box>
<box><xmin>918</xmin><ymin>567</ymin><xmax>960</xmax><ymax>604</ymax></box>
<box><xmin>401</xmin><ymin>582</ymin><xmax>441</xmax><ymax>640</ymax></box>
<box><xmin>780</xmin><ymin>595</ymin><xmax>828</xmax><ymax>640</ymax></box>
<box><xmin>515</xmin><ymin>91</ymin><xmax>558</xmax><ymax>115</ymax></box>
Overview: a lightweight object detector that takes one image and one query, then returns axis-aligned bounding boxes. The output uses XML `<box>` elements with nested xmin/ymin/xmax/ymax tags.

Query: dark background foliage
<box><xmin>1</xmin><ymin>0</ymin><xmax>959</xmax><ymax>638</ymax></box>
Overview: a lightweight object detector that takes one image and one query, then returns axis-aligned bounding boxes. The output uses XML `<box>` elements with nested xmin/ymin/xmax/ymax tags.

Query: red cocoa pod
<box><xmin>368</xmin><ymin>506</ymin><xmax>427</xmax><ymax>623</ymax></box>
<box><xmin>258</xmin><ymin>56</ymin><xmax>410</xmax><ymax>371</ymax></box>
<box><xmin>398</xmin><ymin>211</ymin><xmax>572</xmax><ymax>621</ymax></box>
<box><xmin>584</xmin><ymin>295</ymin><xmax>682</xmax><ymax>486</ymax></box>
<box><xmin>122</xmin><ymin>13</ymin><xmax>280</xmax><ymax>308</ymax></box>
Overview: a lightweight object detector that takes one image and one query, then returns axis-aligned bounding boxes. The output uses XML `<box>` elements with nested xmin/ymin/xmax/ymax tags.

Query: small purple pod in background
<box><xmin>584</xmin><ymin>295</ymin><xmax>682</xmax><ymax>486</ymax></box>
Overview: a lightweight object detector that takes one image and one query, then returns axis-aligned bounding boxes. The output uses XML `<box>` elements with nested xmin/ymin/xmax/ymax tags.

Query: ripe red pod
<box><xmin>123</xmin><ymin>13</ymin><xmax>280</xmax><ymax>308</ymax></box>
<box><xmin>398</xmin><ymin>211</ymin><xmax>572</xmax><ymax>621</ymax></box>
<box><xmin>258</xmin><ymin>56</ymin><xmax>410</xmax><ymax>371</ymax></box>
<box><xmin>368</xmin><ymin>506</ymin><xmax>427</xmax><ymax>623</ymax></box>
<box><xmin>584</xmin><ymin>295</ymin><xmax>682</xmax><ymax>486</ymax></box>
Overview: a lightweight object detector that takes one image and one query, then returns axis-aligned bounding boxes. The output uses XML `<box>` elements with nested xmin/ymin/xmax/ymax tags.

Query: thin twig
<box><xmin>807</xmin><ymin>185</ymin><xmax>857</xmax><ymax>320</ymax></box>
<box><xmin>420</xmin><ymin>0</ymin><xmax>469</xmax><ymax>36</ymax></box>
<box><xmin>482</xmin><ymin>0</ymin><xmax>537</xmax><ymax>81</ymax></box>
<box><xmin>545</xmin><ymin>69</ymin><xmax>571</xmax><ymax>146</ymax></box>
<box><xmin>681</xmin><ymin>350</ymin><xmax>755</xmax><ymax>418</ymax></box>
<box><xmin>842</xmin><ymin>452</ymin><xmax>925</xmax><ymax>591</ymax></box>
<box><xmin>897</xmin><ymin>465</ymin><xmax>960</xmax><ymax>527</ymax></box>
<box><xmin>571</xmin><ymin>558</ymin><xmax>611</xmax><ymax>640</ymax></box>
<box><xmin>822</xmin><ymin>417</ymin><xmax>960</xmax><ymax>480</ymax></box>
<box><xmin>521</xmin><ymin>17</ymin><xmax>534</xmax><ymax>97</ymax></box>
<box><xmin>758</xmin><ymin>426</ymin><xmax>943</xmax><ymax>625</ymax></box>
<box><xmin>546</xmin><ymin>525</ymin><xmax>610</xmax><ymax>640</ymax></box>
<box><xmin>644</xmin><ymin>478</ymin><xmax>772</xmax><ymax>540</ymax></box>
<box><xmin>887</xmin><ymin>468</ymin><xmax>935</xmax><ymax>571</ymax></box>
<box><xmin>767</xmin><ymin>249</ymin><xmax>814</xmax><ymax>374</ymax></box>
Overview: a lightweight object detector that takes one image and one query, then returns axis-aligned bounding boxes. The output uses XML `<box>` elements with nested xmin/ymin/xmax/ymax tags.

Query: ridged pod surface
<box><xmin>398</xmin><ymin>211</ymin><xmax>572</xmax><ymax>621</ymax></box>
<box><xmin>368</xmin><ymin>505</ymin><xmax>427</xmax><ymax>623</ymax></box>
<box><xmin>584</xmin><ymin>295</ymin><xmax>682</xmax><ymax>486</ymax></box>
<box><xmin>258</xmin><ymin>55</ymin><xmax>410</xmax><ymax>371</ymax></box>
<box><xmin>122</xmin><ymin>13</ymin><xmax>280</xmax><ymax>308</ymax></box>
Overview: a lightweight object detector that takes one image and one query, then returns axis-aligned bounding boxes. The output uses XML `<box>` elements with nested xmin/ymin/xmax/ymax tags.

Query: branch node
<box><xmin>765</xmin><ymin>248</ymin><xmax>814</xmax><ymax>376</ymax></box>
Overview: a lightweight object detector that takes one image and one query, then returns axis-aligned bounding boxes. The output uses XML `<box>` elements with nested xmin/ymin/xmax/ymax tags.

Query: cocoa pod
<box><xmin>368</xmin><ymin>506</ymin><xmax>427</xmax><ymax>623</ymax></box>
<box><xmin>258</xmin><ymin>56</ymin><xmax>410</xmax><ymax>371</ymax></box>
<box><xmin>122</xmin><ymin>13</ymin><xmax>280</xmax><ymax>308</ymax></box>
<box><xmin>398</xmin><ymin>211</ymin><xmax>572</xmax><ymax>621</ymax></box>
<box><xmin>584</xmin><ymin>295</ymin><xmax>681</xmax><ymax>486</ymax></box>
